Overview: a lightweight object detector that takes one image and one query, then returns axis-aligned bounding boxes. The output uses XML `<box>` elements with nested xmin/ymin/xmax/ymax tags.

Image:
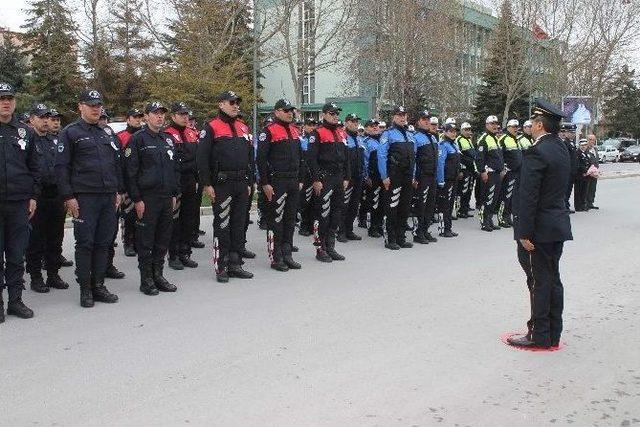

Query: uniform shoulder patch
<box><xmin>165</xmin><ymin>137</ymin><xmax>174</xmax><ymax>147</ymax></box>
<box><xmin>258</xmin><ymin>132</ymin><xmax>267</xmax><ymax>142</ymax></box>
<box><xmin>104</xmin><ymin>127</ymin><xmax>112</xmax><ymax>135</ymax></box>
<box><xmin>18</xmin><ymin>127</ymin><xmax>27</xmax><ymax>138</ymax></box>
<box><xmin>308</xmin><ymin>135</ymin><xmax>316</xmax><ymax>144</ymax></box>
<box><xmin>478</xmin><ymin>145</ymin><xmax>484</xmax><ymax>152</ymax></box>
<box><xmin>58</xmin><ymin>143</ymin><xmax>64</xmax><ymax>153</ymax></box>
<box><xmin>124</xmin><ymin>147</ymin><xmax>132</xmax><ymax>157</ymax></box>
<box><xmin>199</xmin><ymin>129</ymin><xmax>206</xmax><ymax>139</ymax></box>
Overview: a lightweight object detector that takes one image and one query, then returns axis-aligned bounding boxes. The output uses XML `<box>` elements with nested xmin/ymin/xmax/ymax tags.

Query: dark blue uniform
<box><xmin>339</xmin><ymin>130</ymin><xmax>366</xmax><ymax>240</ymax></box>
<box><xmin>413</xmin><ymin>128</ymin><xmax>438</xmax><ymax>243</ymax></box>
<box><xmin>0</xmin><ymin>116</ymin><xmax>41</xmax><ymax>315</ymax></box>
<box><xmin>55</xmin><ymin>118</ymin><xmax>123</xmax><ymax>303</ymax></box>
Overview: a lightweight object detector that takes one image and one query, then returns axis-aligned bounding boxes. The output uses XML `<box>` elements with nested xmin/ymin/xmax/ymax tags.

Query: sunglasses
<box><xmin>228</xmin><ymin>100</ymin><xmax>240</xmax><ymax>106</ymax></box>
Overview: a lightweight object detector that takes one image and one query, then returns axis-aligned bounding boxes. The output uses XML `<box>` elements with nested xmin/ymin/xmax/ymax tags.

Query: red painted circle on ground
<box><xmin>500</xmin><ymin>332</ymin><xmax>565</xmax><ymax>352</ymax></box>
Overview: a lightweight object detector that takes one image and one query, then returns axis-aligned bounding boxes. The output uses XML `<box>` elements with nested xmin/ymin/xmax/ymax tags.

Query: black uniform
<box><xmin>563</xmin><ymin>137</ymin><xmax>579</xmax><ymax>210</ymax></box>
<box><xmin>574</xmin><ymin>148</ymin><xmax>591</xmax><ymax>211</ymax></box>
<box><xmin>413</xmin><ymin>128</ymin><xmax>438</xmax><ymax>242</ymax></box>
<box><xmin>455</xmin><ymin>134</ymin><xmax>477</xmax><ymax>217</ymax></box>
<box><xmin>56</xmin><ymin>117</ymin><xmax>123</xmax><ymax>305</ymax></box>
<box><xmin>476</xmin><ymin>131</ymin><xmax>504</xmax><ymax>229</ymax></box>
<box><xmin>297</xmin><ymin>132</ymin><xmax>314</xmax><ymax>236</ymax></box>
<box><xmin>125</xmin><ymin>127</ymin><xmax>180</xmax><ymax>294</ymax></box>
<box><xmin>513</xmin><ymin>132</ymin><xmax>573</xmax><ymax>347</ymax></box>
<box><xmin>362</xmin><ymin>133</ymin><xmax>384</xmax><ymax>237</ymax></box>
<box><xmin>437</xmin><ymin>136</ymin><xmax>461</xmax><ymax>234</ymax></box>
<box><xmin>25</xmin><ymin>132</ymin><xmax>67</xmax><ymax>289</ymax></box>
<box><xmin>339</xmin><ymin>130</ymin><xmax>366</xmax><ymax>240</ymax></box>
<box><xmin>116</xmin><ymin>125</ymin><xmax>141</xmax><ymax>254</ymax></box>
<box><xmin>586</xmin><ymin>147</ymin><xmax>599</xmax><ymax>209</ymax></box>
<box><xmin>497</xmin><ymin>131</ymin><xmax>522</xmax><ymax>226</ymax></box>
<box><xmin>256</xmin><ymin>119</ymin><xmax>304</xmax><ymax>265</ymax></box>
<box><xmin>0</xmin><ymin>116</ymin><xmax>40</xmax><ymax>317</ymax></box>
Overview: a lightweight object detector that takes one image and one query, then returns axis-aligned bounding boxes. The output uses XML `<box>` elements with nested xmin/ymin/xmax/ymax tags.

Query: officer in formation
<box><xmin>476</xmin><ymin>115</ymin><xmax>504</xmax><ymax>232</ymax></box>
<box><xmin>124</xmin><ymin>102</ymin><xmax>178</xmax><ymax>295</ymax></box>
<box><xmin>455</xmin><ymin>122</ymin><xmax>477</xmax><ymax>219</ymax></box>
<box><xmin>496</xmin><ymin>119</ymin><xmax>522</xmax><ymax>228</ymax></box>
<box><xmin>412</xmin><ymin>111</ymin><xmax>439</xmax><ymax>244</ymax></box>
<box><xmin>338</xmin><ymin>113</ymin><xmax>366</xmax><ymax>242</ymax></box>
<box><xmin>361</xmin><ymin>119</ymin><xmax>384</xmax><ymax>238</ymax></box>
<box><xmin>574</xmin><ymin>139</ymin><xmax>592</xmax><ymax>211</ymax></box>
<box><xmin>436</xmin><ymin>122</ymin><xmax>461</xmax><ymax>238</ymax></box>
<box><xmin>559</xmin><ymin>123</ymin><xmax>578</xmax><ymax>213</ymax></box>
<box><xmin>297</xmin><ymin>118</ymin><xmax>317</xmax><ymax>237</ymax></box>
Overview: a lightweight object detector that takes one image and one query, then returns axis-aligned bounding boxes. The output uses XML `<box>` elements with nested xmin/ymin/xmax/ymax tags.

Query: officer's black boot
<box><xmin>315</xmin><ymin>239</ymin><xmax>333</xmax><ymax>263</ymax></box>
<box><xmin>46</xmin><ymin>271</ymin><xmax>69</xmax><ymax>290</ymax></box>
<box><xmin>7</xmin><ymin>287</ymin><xmax>34</xmax><ymax>319</ymax></box>
<box><xmin>105</xmin><ymin>264</ymin><xmax>125</xmax><ymax>279</ymax></box>
<box><xmin>79</xmin><ymin>279</ymin><xmax>94</xmax><ymax>308</ymax></box>
<box><xmin>168</xmin><ymin>257</ymin><xmax>184</xmax><ymax>270</ymax></box>
<box><xmin>92</xmin><ymin>279</ymin><xmax>119</xmax><ymax>303</ymax></box>
<box><xmin>123</xmin><ymin>244</ymin><xmax>137</xmax><ymax>257</ymax></box>
<box><xmin>413</xmin><ymin>229</ymin><xmax>429</xmax><ymax>244</ymax></box>
<box><xmin>139</xmin><ymin>264</ymin><xmax>159</xmax><ymax>296</ymax></box>
<box><xmin>238</xmin><ymin>246</ymin><xmax>256</xmax><ymax>259</ymax></box>
<box><xmin>0</xmin><ymin>293</ymin><xmax>4</xmax><ymax>324</ymax></box>
<box><xmin>153</xmin><ymin>264</ymin><xmax>177</xmax><ymax>292</ymax></box>
<box><xmin>325</xmin><ymin>235</ymin><xmax>345</xmax><ymax>261</ymax></box>
<box><xmin>346</xmin><ymin>231</ymin><xmax>362</xmax><ymax>241</ymax></box>
<box><xmin>216</xmin><ymin>268</ymin><xmax>229</xmax><ymax>283</ymax></box>
<box><xmin>336</xmin><ymin>230</ymin><xmax>348</xmax><ymax>243</ymax></box>
<box><xmin>190</xmin><ymin>239</ymin><xmax>205</xmax><ymax>249</ymax></box>
<box><xmin>30</xmin><ymin>271</ymin><xmax>50</xmax><ymax>293</ymax></box>
<box><xmin>282</xmin><ymin>244</ymin><xmax>301</xmax><ymax>269</ymax></box>
<box><xmin>59</xmin><ymin>255</ymin><xmax>73</xmax><ymax>267</ymax></box>
<box><xmin>179</xmin><ymin>255</ymin><xmax>198</xmax><ymax>268</ymax></box>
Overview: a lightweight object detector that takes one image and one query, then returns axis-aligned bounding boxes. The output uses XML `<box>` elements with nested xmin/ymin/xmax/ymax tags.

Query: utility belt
<box><xmin>270</xmin><ymin>171</ymin><xmax>299</xmax><ymax>180</ymax></box>
<box><xmin>215</xmin><ymin>170</ymin><xmax>248</xmax><ymax>184</ymax></box>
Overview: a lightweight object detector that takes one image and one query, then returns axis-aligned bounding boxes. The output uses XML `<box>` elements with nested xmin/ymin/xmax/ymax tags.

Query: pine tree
<box><xmin>603</xmin><ymin>65</ymin><xmax>640</xmax><ymax>138</ymax></box>
<box><xmin>0</xmin><ymin>42</ymin><xmax>28</xmax><ymax>91</ymax></box>
<box><xmin>21</xmin><ymin>0</ymin><xmax>83</xmax><ymax>116</ymax></box>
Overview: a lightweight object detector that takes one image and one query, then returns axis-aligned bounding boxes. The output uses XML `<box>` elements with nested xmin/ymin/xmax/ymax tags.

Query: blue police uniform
<box><xmin>436</xmin><ymin>136</ymin><xmax>461</xmax><ymax>235</ymax></box>
<box><xmin>413</xmin><ymin>128</ymin><xmax>439</xmax><ymax>243</ymax></box>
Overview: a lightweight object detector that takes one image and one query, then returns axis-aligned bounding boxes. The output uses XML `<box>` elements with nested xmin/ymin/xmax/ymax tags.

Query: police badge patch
<box><xmin>167</xmin><ymin>150</ymin><xmax>174</xmax><ymax>160</ymax></box>
<box><xmin>104</xmin><ymin>127</ymin><xmax>112</xmax><ymax>135</ymax></box>
<box><xmin>165</xmin><ymin>137</ymin><xmax>174</xmax><ymax>147</ymax></box>
<box><xmin>18</xmin><ymin>127</ymin><xmax>27</xmax><ymax>138</ymax></box>
<box><xmin>258</xmin><ymin>133</ymin><xmax>267</xmax><ymax>142</ymax></box>
<box><xmin>124</xmin><ymin>147</ymin><xmax>131</xmax><ymax>157</ymax></box>
<box><xmin>478</xmin><ymin>146</ymin><xmax>484</xmax><ymax>152</ymax></box>
<box><xmin>58</xmin><ymin>144</ymin><xmax>64</xmax><ymax>153</ymax></box>
<box><xmin>200</xmin><ymin>130</ymin><xmax>206</xmax><ymax>139</ymax></box>
<box><xmin>309</xmin><ymin>136</ymin><xmax>316</xmax><ymax>144</ymax></box>
<box><xmin>18</xmin><ymin>139</ymin><xmax>26</xmax><ymax>150</ymax></box>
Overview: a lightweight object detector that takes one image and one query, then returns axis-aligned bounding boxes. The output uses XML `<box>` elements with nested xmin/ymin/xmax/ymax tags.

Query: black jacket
<box><xmin>124</xmin><ymin>128</ymin><xmax>180</xmax><ymax>202</ymax></box>
<box><xmin>34</xmin><ymin>132</ymin><xmax>61</xmax><ymax>197</ymax></box>
<box><xmin>55</xmin><ymin>119</ymin><xmax>123</xmax><ymax>199</ymax></box>
<box><xmin>0</xmin><ymin>117</ymin><xmax>41</xmax><ymax>201</ymax></box>
<box><xmin>513</xmin><ymin>133</ymin><xmax>573</xmax><ymax>243</ymax></box>
<box><xmin>476</xmin><ymin>131</ymin><xmax>504</xmax><ymax>173</ymax></box>
<box><xmin>306</xmin><ymin>121</ymin><xmax>350</xmax><ymax>182</ymax></box>
<box><xmin>415</xmin><ymin>129</ymin><xmax>438</xmax><ymax>177</ymax></box>
<box><xmin>256</xmin><ymin>119</ymin><xmax>303</xmax><ymax>185</ymax></box>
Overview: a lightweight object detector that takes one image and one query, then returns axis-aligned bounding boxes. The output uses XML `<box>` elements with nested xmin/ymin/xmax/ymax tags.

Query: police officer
<box><xmin>98</xmin><ymin>108</ymin><xmax>109</xmax><ymax>128</ymax></box>
<box><xmin>497</xmin><ymin>119</ymin><xmax>522</xmax><ymax>228</ymax></box>
<box><xmin>197</xmin><ymin>91</ymin><xmax>254</xmax><ymax>282</ymax></box>
<box><xmin>517</xmin><ymin>120</ymin><xmax>533</xmax><ymax>149</ymax></box>
<box><xmin>585</xmin><ymin>134</ymin><xmax>599</xmax><ymax>210</ymax></box>
<box><xmin>338</xmin><ymin>113</ymin><xmax>365</xmax><ymax>242</ymax></box>
<box><xmin>124</xmin><ymin>101</ymin><xmax>179</xmax><ymax>295</ymax></box>
<box><xmin>412</xmin><ymin>111</ymin><xmax>439</xmax><ymax>244</ymax></box>
<box><xmin>574</xmin><ymin>139</ymin><xmax>591</xmax><ymax>211</ymax></box>
<box><xmin>116</xmin><ymin>108</ymin><xmax>144</xmax><ymax>257</ymax></box>
<box><xmin>25</xmin><ymin>103</ymin><xmax>69</xmax><ymax>293</ymax></box>
<box><xmin>377</xmin><ymin>105</ymin><xmax>416</xmax><ymax>250</ymax></box>
<box><xmin>476</xmin><ymin>115</ymin><xmax>504</xmax><ymax>232</ymax></box>
<box><xmin>455</xmin><ymin>122</ymin><xmax>477</xmax><ymax>218</ymax></box>
<box><xmin>298</xmin><ymin>118</ymin><xmax>317</xmax><ymax>237</ymax></box>
<box><xmin>509</xmin><ymin>99</ymin><xmax>573</xmax><ymax>348</ymax></box>
<box><xmin>56</xmin><ymin>89</ymin><xmax>123</xmax><ymax>308</ymax></box>
<box><xmin>256</xmin><ymin>99</ymin><xmax>304</xmax><ymax>271</ymax></box>
<box><xmin>361</xmin><ymin>119</ymin><xmax>384</xmax><ymax>238</ymax></box>
<box><xmin>436</xmin><ymin>123</ymin><xmax>461</xmax><ymax>237</ymax></box>
<box><xmin>0</xmin><ymin>83</ymin><xmax>40</xmax><ymax>322</ymax></box>
<box><xmin>165</xmin><ymin>102</ymin><xmax>200</xmax><ymax>270</ymax></box>
<box><xmin>560</xmin><ymin>123</ymin><xmax>578</xmax><ymax>213</ymax></box>
<box><xmin>306</xmin><ymin>102</ymin><xmax>350</xmax><ymax>262</ymax></box>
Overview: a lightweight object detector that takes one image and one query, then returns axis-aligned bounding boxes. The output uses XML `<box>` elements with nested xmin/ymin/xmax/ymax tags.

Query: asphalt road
<box><xmin>1</xmin><ymin>177</ymin><xmax>639</xmax><ymax>426</ymax></box>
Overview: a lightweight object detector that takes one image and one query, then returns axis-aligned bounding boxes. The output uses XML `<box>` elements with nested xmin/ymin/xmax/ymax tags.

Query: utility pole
<box><xmin>252</xmin><ymin>0</ymin><xmax>259</xmax><ymax>137</ymax></box>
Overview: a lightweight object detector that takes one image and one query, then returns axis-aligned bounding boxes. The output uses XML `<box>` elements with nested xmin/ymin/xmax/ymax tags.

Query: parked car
<box><xmin>618</xmin><ymin>145</ymin><xmax>640</xmax><ymax>162</ymax></box>
<box><xmin>597</xmin><ymin>145</ymin><xmax>620</xmax><ymax>163</ymax></box>
<box><xmin>601</xmin><ymin>138</ymin><xmax>638</xmax><ymax>151</ymax></box>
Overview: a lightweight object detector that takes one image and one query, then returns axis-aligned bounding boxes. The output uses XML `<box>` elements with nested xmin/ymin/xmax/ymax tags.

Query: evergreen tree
<box><xmin>0</xmin><ymin>42</ymin><xmax>28</xmax><ymax>91</ymax></box>
<box><xmin>21</xmin><ymin>0</ymin><xmax>83</xmax><ymax>116</ymax></box>
<box><xmin>603</xmin><ymin>65</ymin><xmax>640</xmax><ymax>138</ymax></box>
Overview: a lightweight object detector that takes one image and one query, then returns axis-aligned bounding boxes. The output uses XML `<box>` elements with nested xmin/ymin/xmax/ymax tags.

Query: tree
<box><xmin>602</xmin><ymin>66</ymin><xmax>640</xmax><ymax>138</ymax></box>
<box><xmin>0</xmin><ymin>42</ymin><xmax>28</xmax><ymax>92</ymax></box>
<box><xmin>21</xmin><ymin>0</ymin><xmax>83</xmax><ymax>117</ymax></box>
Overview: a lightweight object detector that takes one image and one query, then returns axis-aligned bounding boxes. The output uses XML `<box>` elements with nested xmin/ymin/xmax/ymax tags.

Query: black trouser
<box><xmin>246</xmin><ymin>182</ymin><xmax>255</xmax><ymax>231</ymax></box>
<box><xmin>478</xmin><ymin>171</ymin><xmax>501</xmax><ymax>226</ymax></box>
<box><xmin>107</xmin><ymin>208</ymin><xmax>120</xmax><ymax>268</ymax></box>
<box><xmin>357</xmin><ymin>185</ymin><xmax>368</xmax><ymax>225</ymax></box>
<box><xmin>517</xmin><ymin>241</ymin><xmax>564</xmax><ymax>347</ymax></box>
<box><xmin>0</xmin><ymin>200</ymin><xmax>30</xmax><ymax>301</ymax></box>
<box><xmin>193</xmin><ymin>182</ymin><xmax>204</xmax><ymax>241</ymax></box>
<box><xmin>457</xmin><ymin>170</ymin><xmax>474</xmax><ymax>215</ymax></box>
<box><xmin>574</xmin><ymin>178</ymin><xmax>588</xmax><ymax>211</ymax></box>
<box><xmin>363</xmin><ymin>180</ymin><xmax>384</xmax><ymax>233</ymax></box>
<box><xmin>212</xmin><ymin>179</ymin><xmax>249</xmax><ymax>271</ymax></box>
<box><xmin>437</xmin><ymin>181</ymin><xmax>455</xmax><ymax>232</ymax></box>
<box><xmin>414</xmin><ymin>174</ymin><xmax>437</xmax><ymax>237</ymax></box>
<box><xmin>298</xmin><ymin>178</ymin><xmax>314</xmax><ymax>233</ymax></box>
<box><xmin>121</xmin><ymin>194</ymin><xmax>136</xmax><ymax>248</ymax></box>
<box><xmin>498</xmin><ymin>170</ymin><xmax>517</xmax><ymax>222</ymax></box>
<box><xmin>586</xmin><ymin>177</ymin><xmax>597</xmax><ymax>208</ymax></box>
<box><xmin>340</xmin><ymin>179</ymin><xmax>363</xmax><ymax>235</ymax></box>
<box><xmin>73</xmin><ymin>194</ymin><xmax>118</xmax><ymax>284</ymax></box>
<box><xmin>266</xmin><ymin>178</ymin><xmax>299</xmax><ymax>262</ymax></box>
<box><xmin>136</xmin><ymin>195</ymin><xmax>173</xmax><ymax>269</ymax></box>
<box><xmin>170</xmin><ymin>173</ymin><xmax>198</xmax><ymax>259</ymax></box>
<box><xmin>26</xmin><ymin>195</ymin><xmax>65</xmax><ymax>275</ymax></box>
<box><xmin>565</xmin><ymin>174</ymin><xmax>575</xmax><ymax>210</ymax></box>
<box><xmin>384</xmin><ymin>173</ymin><xmax>413</xmax><ymax>244</ymax></box>
<box><xmin>313</xmin><ymin>174</ymin><xmax>344</xmax><ymax>250</ymax></box>
<box><xmin>256</xmin><ymin>186</ymin><xmax>267</xmax><ymax>226</ymax></box>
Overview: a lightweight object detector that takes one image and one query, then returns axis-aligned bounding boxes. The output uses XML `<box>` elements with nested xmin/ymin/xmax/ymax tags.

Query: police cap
<box><xmin>530</xmin><ymin>99</ymin><xmax>566</xmax><ymax>121</ymax></box>
<box><xmin>0</xmin><ymin>82</ymin><xmax>16</xmax><ymax>97</ymax></box>
<box><xmin>322</xmin><ymin>102</ymin><xmax>341</xmax><ymax>114</ymax></box>
<box><xmin>392</xmin><ymin>105</ymin><xmax>407</xmax><ymax>115</ymax></box>
<box><xmin>127</xmin><ymin>108</ymin><xmax>144</xmax><ymax>118</ymax></box>
<box><xmin>345</xmin><ymin>113</ymin><xmax>361</xmax><ymax>122</ymax></box>
<box><xmin>364</xmin><ymin>119</ymin><xmax>379</xmax><ymax>127</ymax></box>
<box><xmin>274</xmin><ymin>98</ymin><xmax>295</xmax><ymax>111</ymax></box>
<box><xmin>29</xmin><ymin>103</ymin><xmax>50</xmax><ymax>117</ymax></box>
<box><xmin>79</xmin><ymin>89</ymin><xmax>104</xmax><ymax>106</ymax></box>
<box><xmin>217</xmin><ymin>91</ymin><xmax>242</xmax><ymax>103</ymax></box>
<box><xmin>49</xmin><ymin>108</ymin><xmax>62</xmax><ymax>118</ymax></box>
<box><xmin>443</xmin><ymin>123</ymin><xmax>457</xmax><ymax>132</ymax></box>
<box><xmin>144</xmin><ymin>101</ymin><xmax>168</xmax><ymax>113</ymax></box>
<box><xmin>171</xmin><ymin>102</ymin><xmax>190</xmax><ymax>114</ymax></box>
<box><xmin>418</xmin><ymin>110</ymin><xmax>431</xmax><ymax>120</ymax></box>
<box><xmin>560</xmin><ymin>122</ymin><xmax>577</xmax><ymax>132</ymax></box>
<box><xmin>304</xmin><ymin>117</ymin><xmax>318</xmax><ymax>125</ymax></box>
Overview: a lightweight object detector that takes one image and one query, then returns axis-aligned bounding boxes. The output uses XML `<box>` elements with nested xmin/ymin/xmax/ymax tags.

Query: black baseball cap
<box><xmin>144</xmin><ymin>101</ymin><xmax>167</xmax><ymax>113</ymax></box>
<box><xmin>305</xmin><ymin>117</ymin><xmax>318</xmax><ymax>125</ymax></box>
<box><xmin>274</xmin><ymin>98</ymin><xmax>295</xmax><ymax>111</ymax></box>
<box><xmin>530</xmin><ymin>99</ymin><xmax>566</xmax><ymax>121</ymax></box>
<box><xmin>322</xmin><ymin>102</ymin><xmax>342</xmax><ymax>114</ymax></box>
<box><xmin>392</xmin><ymin>105</ymin><xmax>407</xmax><ymax>115</ymax></box>
<box><xmin>364</xmin><ymin>119</ymin><xmax>379</xmax><ymax>127</ymax></box>
<box><xmin>49</xmin><ymin>108</ymin><xmax>62</xmax><ymax>118</ymax></box>
<box><xmin>560</xmin><ymin>122</ymin><xmax>577</xmax><ymax>132</ymax></box>
<box><xmin>79</xmin><ymin>89</ymin><xmax>103</xmax><ymax>106</ymax></box>
<box><xmin>217</xmin><ymin>91</ymin><xmax>242</xmax><ymax>103</ymax></box>
<box><xmin>443</xmin><ymin>123</ymin><xmax>458</xmax><ymax>132</ymax></box>
<box><xmin>0</xmin><ymin>82</ymin><xmax>16</xmax><ymax>97</ymax></box>
<box><xmin>418</xmin><ymin>110</ymin><xmax>431</xmax><ymax>119</ymax></box>
<box><xmin>29</xmin><ymin>103</ymin><xmax>50</xmax><ymax>117</ymax></box>
<box><xmin>171</xmin><ymin>102</ymin><xmax>190</xmax><ymax>114</ymax></box>
<box><xmin>127</xmin><ymin>108</ymin><xmax>144</xmax><ymax>118</ymax></box>
<box><xmin>345</xmin><ymin>113</ymin><xmax>361</xmax><ymax>122</ymax></box>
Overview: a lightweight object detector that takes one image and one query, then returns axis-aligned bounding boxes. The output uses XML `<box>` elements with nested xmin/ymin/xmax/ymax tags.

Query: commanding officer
<box><xmin>455</xmin><ymin>122</ymin><xmax>477</xmax><ymax>218</ymax></box>
<box><xmin>377</xmin><ymin>105</ymin><xmax>416</xmax><ymax>250</ymax></box>
<box><xmin>476</xmin><ymin>115</ymin><xmax>504</xmax><ymax>232</ymax></box>
<box><xmin>306</xmin><ymin>102</ymin><xmax>350</xmax><ymax>262</ymax></box>
<box><xmin>165</xmin><ymin>102</ymin><xmax>200</xmax><ymax>270</ymax></box>
<box><xmin>497</xmin><ymin>119</ymin><xmax>522</xmax><ymax>228</ymax></box>
<box><xmin>509</xmin><ymin>99</ymin><xmax>572</xmax><ymax>349</ymax></box>
<box><xmin>125</xmin><ymin>101</ymin><xmax>179</xmax><ymax>295</ymax></box>
<box><xmin>338</xmin><ymin>113</ymin><xmax>365</xmax><ymax>242</ymax></box>
<box><xmin>25</xmin><ymin>104</ymin><xmax>69</xmax><ymax>293</ymax></box>
<box><xmin>256</xmin><ymin>99</ymin><xmax>304</xmax><ymax>271</ymax></box>
<box><xmin>56</xmin><ymin>89</ymin><xmax>122</xmax><ymax>308</ymax></box>
<box><xmin>436</xmin><ymin>123</ymin><xmax>461</xmax><ymax>238</ymax></box>
<box><xmin>361</xmin><ymin>119</ymin><xmax>384</xmax><ymax>238</ymax></box>
<box><xmin>298</xmin><ymin>118</ymin><xmax>317</xmax><ymax>237</ymax></box>
<box><xmin>0</xmin><ymin>83</ymin><xmax>40</xmax><ymax>322</ymax></box>
<box><xmin>197</xmin><ymin>91</ymin><xmax>254</xmax><ymax>282</ymax></box>
<box><xmin>116</xmin><ymin>108</ymin><xmax>144</xmax><ymax>257</ymax></box>
<box><xmin>560</xmin><ymin>123</ymin><xmax>578</xmax><ymax>212</ymax></box>
<box><xmin>413</xmin><ymin>111</ymin><xmax>439</xmax><ymax>244</ymax></box>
